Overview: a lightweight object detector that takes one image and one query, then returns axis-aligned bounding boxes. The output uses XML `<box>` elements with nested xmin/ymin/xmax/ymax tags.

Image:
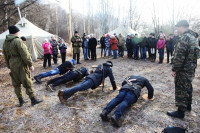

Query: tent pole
<box><xmin>17</xmin><ymin>6</ymin><xmax>23</xmax><ymax>27</ymax></box>
<box><xmin>69</xmin><ymin>0</ymin><xmax>72</xmax><ymax>56</ymax></box>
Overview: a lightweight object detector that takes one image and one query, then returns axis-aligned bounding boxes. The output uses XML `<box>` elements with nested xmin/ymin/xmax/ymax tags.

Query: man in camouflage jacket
<box><xmin>71</xmin><ymin>31</ymin><xmax>82</xmax><ymax>64</ymax></box>
<box><xmin>167</xmin><ymin>20</ymin><xmax>200</xmax><ymax>119</ymax></box>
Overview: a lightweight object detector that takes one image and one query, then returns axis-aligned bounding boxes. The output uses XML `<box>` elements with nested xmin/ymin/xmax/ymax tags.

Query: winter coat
<box><xmin>118</xmin><ymin>36</ymin><xmax>125</xmax><ymax>47</ymax></box>
<box><xmin>132</xmin><ymin>37</ymin><xmax>140</xmax><ymax>46</ymax></box>
<box><xmin>100</xmin><ymin>37</ymin><xmax>105</xmax><ymax>48</ymax></box>
<box><xmin>126</xmin><ymin>38</ymin><xmax>132</xmax><ymax>49</ymax></box>
<box><xmin>42</xmin><ymin>42</ymin><xmax>52</xmax><ymax>55</ymax></box>
<box><xmin>157</xmin><ymin>38</ymin><xmax>165</xmax><ymax>49</ymax></box>
<box><xmin>140</xmin><ymin>37</ymin><xmax>148</xmax><ymax>48</ymax></box>
<box><xmin>149</xmin><ymin>38</ymin><xmax>157</xmax><ymax>48</ymax></box>
<box><xmin>71</xmin><ymin>36</ymin><xmax>82</xmax><ymax>53</ymax></box>
<box><xmin>85</xmin><ymin>64</ymin><xmax>116</xmax><ymax>90</ymax></box>
<box><xmin>82</xmin><ymin>38</ymin><xmax>89</xmax><ymax>48</ymax></box>
<box><xmin>50</xmin><ymin>39</ymin><xmax>58</xmax><ymax>55</ymax></box>
<box><xmin>57</xmin><ymin>61</ymin><xmax>74</xmax><ymax>75</ymax></box>
<box><xmin>172</xmin><ymin>36</ymin><xmax>179</xmax><ymax>51</ymax></box>
<box><xmin>88</xmin><ymin>38</ymin><xmax>97</xmax><ymax>50</ymax></box>
<box><xmin>73</xmin><ymin>67</ymin><xmax>89</xmax><ymax>82</ymax></box>
<box><xmin>105</xmin><ymin>37</ymin><xmax>111</xmax><ymax>47</ymax></box>
<box><xmin>59</xmin><ymin>43</ymin><xmax>67</xmax><ymax>54</ymax></box>
<box><xmin>166</xmin><ymin>39</ymin><xmax>173</xmax><ymax>51</ymax></box>
<box><xmin>110</xmin><ymin>37</ymin><xmax>118</xmax><ymax>50</ymax></box>
<box><xmin>120</xmin><ymin>75</ymin><xmax>154</xmax><ymax>99</ymax></box>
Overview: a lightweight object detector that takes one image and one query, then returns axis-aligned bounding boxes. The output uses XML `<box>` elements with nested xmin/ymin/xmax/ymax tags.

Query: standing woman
<box><xmin>157</xmin><ymin>34</ymin><xmax>165</xmax><ymax>64</ymax></box>
<box><xmin>50</xmin><ymin>36</ymin><xmax>59</xmax><ymax>64</ymax></box>
<box><xmin>42</xmin><ymin>39</ymin><xmax>52</xmax><ymax>68</ymax></box>
<box><xmin>110</xmin><ymin>35</ymin><xmax>118</xmax><ymax>59</ymax></box>
<box><xmin>59</xmin><ymin>39</ymin><xmax>67</xmax><ymax>63</ymax></box>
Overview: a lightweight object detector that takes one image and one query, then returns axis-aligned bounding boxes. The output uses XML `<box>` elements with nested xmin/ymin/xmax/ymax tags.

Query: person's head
<box><xmin>166</xmin><ymin>36</ymin><xmax>170</xmax><ymax>40</ymax></box>
<box><xmin>51</xmin><ymin>36</ymin><xmax>55</xmax><ymax>40</ymax></box>
<box><xmin>90</xmin><ymin>34</ymin><xmax>94</xmax><ymax>38</ymax></box>
<box><xmin>159</xmin><ymin>34</ymin><xmax>164</xmax><ymax>39</ymax></box>
<box><xmin>111</xmin><ymin>35</ymin><xmax>115</xmax><ymax>39</ymax></box>
<box><xmin>119</xmin><ymin>33</ymin><xmax>122</xmax><ymax>37</ymax></box>
<box><xmin>8</xmin><ymin>26</ymin><xmax>20</xmax><ymax>37</ymax></box>
<box><xmin>135</xmin><ymin>33</ymin><xmax>138</xmax><ymax>37</ymax></box>
<box><xmin>74</xmin><ymin>31</ymin><xmax>78</xmax><ymax>36</ymax></box>
<box><xmin>21</xmin><ymin>36</ymin><xmax>26</xmax><ymax>42</ymax></box>
<box><xmin>114</xmin><ymin>33</ymin><xmax>116</xmax><ymax>36</ymax></box>
<box><xmin>151</xmin><ymin>33</ymin><xmax>155</xmax><ymax>38</ymax></box>
<box><xmin>130</xmin><ymin>34</ymin><xmax>134</xmax><ymax>38</ymax></box>
<box><xmin>174</xmin><ymin>30</ymin><xmax>178</xmax><ymax>36</ymax></box>
<box><xmin>106</xmin><ymin>33</ymin><xmax>110</xmax><ymax>37</ymax></box>
<box><xmin>84</xmin><ymin>35</ymin><xmax>87</xmax><ymax>38</ymax></box>
<box><xmin>175</xmin><ymin>20</ymin><xmax>189</xmax><ymax>35</ymax></box>
<box><xmin>44</xmin><ymin>39</ymin><xmax>49</xmax><ymax>43</ymax></box>
<box><xmin>103</xmin><ymin>34</ymin><xmax>105</xmax><ymax>37</ymax></box>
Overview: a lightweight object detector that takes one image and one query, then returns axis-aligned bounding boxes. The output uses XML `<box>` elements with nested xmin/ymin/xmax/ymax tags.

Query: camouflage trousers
<box><xmin>175</xmin><ymin>71</ymin><xmax>194</xmax><ymax>111</ymax></box>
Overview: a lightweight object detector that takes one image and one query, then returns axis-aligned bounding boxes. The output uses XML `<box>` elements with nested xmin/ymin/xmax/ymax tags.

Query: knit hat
<box><xmin>175</xmin><ymin>20</ymin><xmax>189</xmax><ymax>27</ymax></box>
<box><xmin>75</xmin><ymin>31</ymin><xmax>78</xmax><ymax>34</ymax></box>
<box><xmin>8</xmin><ymin>26</ymin><xmax>20</xmax><ymax>34</ymax></box>
<box><xmin>21</xmin><ymin>36</ymin><xmax>26</xmax><ymax>41</ymax></box>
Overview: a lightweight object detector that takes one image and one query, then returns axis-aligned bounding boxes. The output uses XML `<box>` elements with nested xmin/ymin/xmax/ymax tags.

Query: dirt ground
<box><xmin>0</xmin><ymin>48</ymin><xmax>200</xmax><ymax>133</ymax></box>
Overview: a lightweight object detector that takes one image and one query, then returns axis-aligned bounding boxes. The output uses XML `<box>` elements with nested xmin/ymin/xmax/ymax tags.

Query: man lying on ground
<box><xmin>58</xmin><ymin>61</ymin><xmax>117</xmax><ymax>103</ymax></box>
<box><xmin>46</xmin><ymin>67</ymin><xmax>89</xmax><ymax>91</ymax></box>
<box><xmin>34</xmin><ymin>59</ymin><xmax>75</xmax><ymax>83</ymax></box>
<box><xmin>100</xmin><ymin>75</ymin><xmax>154</xmax><ymax>127</ymax></box>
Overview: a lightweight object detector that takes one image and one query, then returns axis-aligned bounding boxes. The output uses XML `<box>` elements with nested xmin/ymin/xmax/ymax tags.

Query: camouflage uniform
<box><xmin>172</xmin><ymin>29</ymin><xmax>200</xmax><ymax>111</ymax></box>
<box><xmin>71</xmin><ymin>36</ymin><xmax>82</xmax><ymax>63</ymax></box>
<box><xmin>3</xmin><ymin>34</ymin><xmax>35</xmax><ymax>99</ymax></box>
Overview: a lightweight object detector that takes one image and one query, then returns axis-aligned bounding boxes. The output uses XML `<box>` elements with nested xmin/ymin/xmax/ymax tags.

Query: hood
<box><xmin>185</xmin><ymin>29</ymin><xmax>199</xmax><ymax>38</ymax></box>
<box><xmin>5</xmin><ymin>34</ymin><xmax>19</xmax><ymax>41</ymax></box>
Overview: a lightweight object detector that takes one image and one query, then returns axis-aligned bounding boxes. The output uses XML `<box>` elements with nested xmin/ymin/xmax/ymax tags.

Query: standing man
<box><xmin>88</xmin><ymin>34</ymin><xmax>97</xmax><ymax>60</ymax></box>
<box><xmin>132</xmin><ymin>34</ymin><xmax>140</xmax><ymax>60</ymax></box>
<box><xmin>71</xmin><ymin>31</ymin><xmax>82</xmax><ymax>64</ymax></box>
<box><xmin>3</xmin><ymin>26</ymin><xmax>42</xmax><ymax>107</ymax></box>
<box><xmin>82</xmin><ymin>34</ymin><xmax>89</xmax><ymax>60</ymax></box>
<box><xmin>118</xmin><ymin>33</ymin><xmax>125</xmax><ymax>57</ymax></box>
<box><xmin>167</xmin><ymin>20</ymin><xmax>200</xmax><ymax>119</ymax></box>
<box><xmin>104</xmin><ymin>34</ymin><xmax>111</xmax><ymax>58</ymax></box>
<box><xmin>50</xmin><ymin>36</ymin><xmax>59</xmax><ymax>64</ymax></box>
<box><xmin>100</xmin><ymin>34</ymin><xmax>106</xmax><ymax>58</ymax></box>
<box><xmin>140</xmin><ymin>35</ymin><xmax>148</xmax><ymax>60</ymax></box>
<box><xmin>126</xmin><ymin>34</ymin><xmax>132</xmax><ymax>58</ymax></box>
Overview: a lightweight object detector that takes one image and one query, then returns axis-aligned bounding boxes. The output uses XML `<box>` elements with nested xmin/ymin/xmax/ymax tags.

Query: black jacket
<box><xmin>50</xmin><ymin>39</ymin><xmax>59</xmax><ymax>55</ymax></box>
<box><xmin>140</xmin><ymin>37</ymin><xmax>148</xmax><ymax>48</ymax></box>
<box><xmin>73</xmin><ymin>67</ymin><xmax>89</xmax><ymax>82</ymax></box>
<box><xmin>166</xmin><ymin>39</ymin><xmax>173</xmax><ymax>51</ymax></box>
<box><xmin>126</xmin><ymin>38</ymin><xmax>132</xmax><ymax>48</ymax></box>
<box><xmin>88</xmin><ymin>38</ymin><xmax>97</xmax><ymax>50</ymax></box>
<box><xmin>120</xmin><ymin>75</ymin><xmax>154</xmax><ymax>99</ymax></box>
<box><xmin>149</xmin><ymin>38</ymin><xmax>157</xmax><ymax>48</ymax></box>
<box><xmin>100</xmin><ymin>37</ymin><xmax>105</xmax><ymax>48</ymax></box>
<box><xmin>57</xmin><ymin>61</ymin><xmax>74</xmax><ymax>75</ymax></box>
<box><xmin>86</xmin><ymin>64</ymin><xmax>116</xmax><ymax>89</ymax></box>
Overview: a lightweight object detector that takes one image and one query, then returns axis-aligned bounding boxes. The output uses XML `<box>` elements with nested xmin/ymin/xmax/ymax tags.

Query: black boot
<box><xmin>18</xmin><ymin>98</ymin><xmax>25</xmax><ymax>107</ymax></box>
<box><xmin>158</xmin><ymin>58</ymin><xmax>161</xmax><ymax>64</ymax></box>
<box><xmin>34</xmin><ymin>75</ymin><xmax>42</xmax><ymax>84</ymax></box>
<box><xmin>111</xmin><ymin>115</ymin><xmax>121</xmax><ymax>127</ymax></box>
<box><xmin>31</xmin><ymin>97</ymin><xmax>43</xmax><ymax>106</ymax></box>
<box><xmin>167</xmin><ymin>108</ymin><xmax>185</xmax><ymax>119</ymax></box>
<box><xmin>100</xmin><ymin>110</ymin><xmax>109</xmax><ymax>122</ymax></box>
<box><xmin>187</xmin><ymin>104</ymin><xmax>192</xmax><ymax>111</ymax></box>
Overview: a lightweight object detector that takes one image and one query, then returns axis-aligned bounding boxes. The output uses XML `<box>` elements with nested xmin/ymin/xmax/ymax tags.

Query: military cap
<box><xmin>175</xmin><ymin>20</ymin><xmax>189</xmax><ymax>27</ymax></box>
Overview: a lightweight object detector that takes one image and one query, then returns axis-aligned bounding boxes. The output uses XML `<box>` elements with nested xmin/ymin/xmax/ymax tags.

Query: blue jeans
<box><xmin>83</xmin><ymin>47</ymin><xmax>88</xmax><ymax>59</ymax></box>
<box><xmin>47</xmin><ymin>71</ymin><xmax>78</xmax><ymax>86</ymax></box>
<box><xmin>158</xmin><ymin>49</ymin><xmax>164</xmax><ymax>59</ymax></box>
<box><xmin>134</xmin><ymin>46</ymin><xmax>139</xmax><ymax>59</ymax></box>
<box><xmin>63</xmin><ymin>79</ymin><xmax>94</xmax><ymax>99</ymax></box>
<box><xmin>39</xmin><ymin>68</ymin><xmax>60</xmax><ymax>78</ymax></box>
<box><xmin>104</xmin><ymin>46</ymin><xmax>111</xmax><ymax>57</ymax></box>
<box><xmin>104</xmin><ymin>90</ymin><xmax>137</xmax><ymax>119</ymax></box>
<box><xmin>140</xmin><ymin>47</ymin><xmax>147</xmax><ymax>60</ymax></box>
<box><xmin>113</xmin><ymin>50</ymin><xmax>118</xmax><ymax>59</ymax></box>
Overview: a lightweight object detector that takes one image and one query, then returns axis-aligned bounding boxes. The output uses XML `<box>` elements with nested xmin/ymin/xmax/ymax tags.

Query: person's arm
<box><xmin>144</xmin><ymin>78</ymin><xmax>154</xmax><ymax>99</ymax></box>
<box><xmin>3</xmin><ymin>43</ymin><xmax>10</xmax><ymax>69</ymax></box>
<box><xmin>16</xmin><ymin>39</ymin><xmax>33</xmax><ymax>67</ymax></box>
<box><xmin>107</xmin><ymin>68</ymin><xmax>117</xmax><ymax>90</ymax></box>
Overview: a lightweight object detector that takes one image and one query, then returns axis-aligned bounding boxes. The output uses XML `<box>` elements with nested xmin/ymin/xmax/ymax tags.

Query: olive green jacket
<box><xmin>71</xmin><ymin>36</ymin><xmax>82</xmax><ymax>53</ymax></box>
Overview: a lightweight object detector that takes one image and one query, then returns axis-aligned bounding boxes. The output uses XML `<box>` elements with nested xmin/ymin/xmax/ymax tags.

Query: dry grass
<box><xmin>0</xmin><ymin>49</ymin><xmax>200</xmax><ymax>133</ymax></box>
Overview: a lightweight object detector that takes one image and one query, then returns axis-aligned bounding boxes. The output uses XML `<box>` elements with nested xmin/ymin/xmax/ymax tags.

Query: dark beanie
<box><xmin>8</xmin><ymin>26</ymin><xmax>20</xmax><ymax>34</ymax></box>
<box><xmin>21</xmin><ymin>36</ymin><xmax>26</xmax><ymax>41</ymax></box>
<box><xmin>175</xmin><ymin>20</ymin><xmax>189</xmax><ymax>27</ymax></box>
<box><xmin>75</xmin><ymin>31</ymin><xmax>78</xmax><ymax>34</ymax></box>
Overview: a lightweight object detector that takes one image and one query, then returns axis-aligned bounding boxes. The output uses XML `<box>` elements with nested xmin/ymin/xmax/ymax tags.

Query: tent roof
<box><xmin>0</xmin><ymin>17</ymin><xmax>54</xmax><ymax>40</ymax></box>
<box><xmin>108</xmin><ymin>25</ymin><xmax>139</xmax><ymax>37</ymax></box>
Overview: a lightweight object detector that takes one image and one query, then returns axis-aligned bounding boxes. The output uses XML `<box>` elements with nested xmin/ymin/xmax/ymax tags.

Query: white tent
<box><xmin>0</xmin><ymin>17</ymin><xmax>55</xmax><ymax>61</ymax></box>
<box><xmin>108</xmin><ymin>25</ymin><xmax>139</xmax><ymax>37</ymax></box>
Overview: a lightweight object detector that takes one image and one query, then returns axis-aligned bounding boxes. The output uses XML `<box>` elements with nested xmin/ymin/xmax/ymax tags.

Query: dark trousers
<box><xmin>140</xmin><ymin>47</ymin><xmax>147</xmax><ymax>60</ymax></box>
<box><xmin>167</xmin><ymin>50</ymin><xmax>173</xmax><ymax>63</ymax></box>
<box><xmin>118</xmin><ymin>46</ymin><xmax>124</xmax><ymax>57</ymax></box>
<box><xmin>52</xmin><ymin>54</ymin><xmax>58</xmax><ymax>64</ymax></box>
<box><xmin>147</xmin><ymin>47</ymin><xmax>151</xmax><ymax>58</ymax></box>
<box><xmin>88</xmin><ymin>49</ymin><xmax>91</xmax><ymax>59</ymax></box>
<box><xmin>104</xmin><ymin>90</ymin><xmax>137</xmax><ymax>119</ymax></box>
<box><xmin>43</xmin><ymin>54</ymin><xmax>51</xmax><ymax>68</ymax></box>
<box><xmin>61</xmin><ymin>53</ymin><xmax>66</xmax><ymax>63</ymax></box>
<box><xmin>134</xmin><ymin>46</ymin><xmax>139</xmax><ymax>60</ymax></box>
<box><xmin>158</xmin><ymin>49</ymin><xmax>164</xmax><ymax>59</ymax></box>
<box><xmin>63</xmin><ymin>79</ymin><xmax>94</xmax><ymax>99</ymax></box>
<box><xmin>73</xmin><ymin>52</ymin><xmax>80</xmax><ymax>63</ymax></box>
<box><xmin>47</xmin><ymin>71</ymin><xmax>78</xmax><ymax>87</ymax></box>
<box><xmin>101</xmin><ymin>47</ymin><xmax>105</xmax><ymax>57</ymax></box>
<box><xmin>127</xmin><ymin>46</ymin><xmax>133</xmax><ymax>58</ymax></box>
<box><xmin>91</xmin><ymin>48</ymin><xmax>97</xmax><ymax>60</ymax></box>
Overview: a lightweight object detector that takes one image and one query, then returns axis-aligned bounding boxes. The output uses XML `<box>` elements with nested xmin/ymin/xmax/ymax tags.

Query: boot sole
<box><xmin>111</xmin><ymin>117</ymin><xmax>121</xmax><ymax>127</ymax></box>
<box><xmin>58</xmin><ymin>91</ymin><xmax>66</xmax><ymax>104</ymax></box>
<box><xmin>100</xmin><ymin>114</ymin><xmax>109</xmax><ymax>122</ymax></box>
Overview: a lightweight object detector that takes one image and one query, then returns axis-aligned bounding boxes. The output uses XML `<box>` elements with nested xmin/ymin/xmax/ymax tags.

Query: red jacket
<box><xmin>42</xmin><ymin>42</ymin><xmax>52</xmax><ymax>54</ymax></box>
<box><xmin>157</xmin><ymin>39</ymin><xmax>165</xmax><ymax>49</ymax></box>
<box><xmin>110</xmin><ymin>37</ymin><xmax>118</xmax><ymax>50</ymax></box>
